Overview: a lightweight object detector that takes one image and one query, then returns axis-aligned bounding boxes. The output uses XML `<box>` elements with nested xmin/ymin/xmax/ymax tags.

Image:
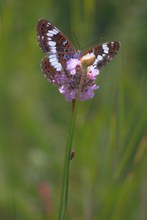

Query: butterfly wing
<box><xmin>83</xmin><ymin>41</ymin><xmax>120</xmax><ymax>69</ymax></box>
<box><xmin>37</xmin><ymin>19</ymin><xmax>76</xmax><ymax>83</ymax></box>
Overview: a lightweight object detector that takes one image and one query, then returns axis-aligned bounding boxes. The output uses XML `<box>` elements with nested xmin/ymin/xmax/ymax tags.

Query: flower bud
<box><xmin>80</xmin><ymin>53</ymin><xmax>96</xmax><ymax>67</ymax></box>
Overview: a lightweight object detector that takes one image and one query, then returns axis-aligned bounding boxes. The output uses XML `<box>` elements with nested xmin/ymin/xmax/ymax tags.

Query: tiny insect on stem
<box><xmin>70</xmin><ymin>149</ymin><xmax>75</xmax><ymax>160</ymax></box>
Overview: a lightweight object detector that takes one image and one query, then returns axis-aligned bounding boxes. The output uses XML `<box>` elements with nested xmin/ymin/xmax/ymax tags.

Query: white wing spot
<box><xmin>46</xmin><ymin>32</ymin><xmax>54</xmax><ymax>37</ymax></box>
<box><xmin>48</xmin><ymin>55</ymin><xmax>62</xmax><ymax>71</ymax></box>
<box><xmin>50</xmin><ymin>58</ymin><xmax>58</xmax><ymax>63</ymax></box>
<box><xmin>93</xmin><ymin>54</ymin><xmax>105</xmax><ymax>67</ymax></box>
<box><xmin>52</xmin><ymin>28</ymin><xmax>59</xmax><ymax>34</ymax></box>
<box><xmin>49</xmin><ymin>54</ymin><xmax>57</xmax><ymax>59</ymax></box>
<box><xmin>50</xmin><ymin>47</ymin><xmax>57</xmax><ymax>53</ymax></box>
<box><xmin>97</xmin><ymin>55</ymin><xmax>103</xmax><ymax>61</ymax></box>
<box><xmin>48</xmin><ymin>41</ymin><xmax>56</xmax><ymax>46</ymax></box>
<box><xmin>47</xmin><ymin>30</ymin><xmax>59</xmax><ymax>37</ymax></box>
<box><xmin>46</xmin><ymin>23</ymin><xmax>50</xmax><ymax>28</ymax></box>
<box><xmin>54</xmin><ymin>63</ymin><xmax>62</xmax><ymax>71</ymax></box>
<box><xmin>63</xmin><ymin>40</ymin><xmax>68</xmax><ymax>45</ymax></box>
<box><xmin>102</xmin><ymin>44</ymin><xmax>109</xmax><ymax>54</ymax></box>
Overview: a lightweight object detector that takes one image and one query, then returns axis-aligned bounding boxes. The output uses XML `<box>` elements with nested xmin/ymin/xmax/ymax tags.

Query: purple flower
<box><xmin>45</xmin><ymin>57</ymin><xmax>100</xmax><ymax>102</ymax></box>
<box><xmin>87</xmin><ymin>66</ymin><xmax>99</xmax><ymax>80</ymax></box>
<box><xmin>79</xmin><ymin>84</ymin><xmax>99</xmax><ymax>101</ymax></box>
<box><xmin>66</xmin><ymin>58</ymin><xmax>81</xmax><ymax>75</ymax></box>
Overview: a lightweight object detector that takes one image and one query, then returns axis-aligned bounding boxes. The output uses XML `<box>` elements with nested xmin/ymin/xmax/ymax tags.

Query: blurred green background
<box><xmin>0</xmin><ymin>0</ymin><xmax>147</xmax><ymax>219</ymax></box>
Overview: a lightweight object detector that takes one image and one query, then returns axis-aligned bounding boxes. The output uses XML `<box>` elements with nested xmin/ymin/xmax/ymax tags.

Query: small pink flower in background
<box><xmin>38</xmin><ymin>182</ymin><xmax>54</xmax><ymax>215</ymax></box>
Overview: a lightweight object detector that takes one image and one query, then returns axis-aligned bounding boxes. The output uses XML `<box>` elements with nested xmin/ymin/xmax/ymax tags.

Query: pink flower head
<box><xmin>56</xmin><ymin>58</ymin><xmax>100</xmax><ymax>101</ymax></box>
<box><xmin>66</xmin><ymin>58</ymin><xmax>81</xmax><ymax>75</ymax></box>
<box><xmin>42</xmin><ymin>57</ymin><xmax>100</xmax><ymax>102</ymax></box>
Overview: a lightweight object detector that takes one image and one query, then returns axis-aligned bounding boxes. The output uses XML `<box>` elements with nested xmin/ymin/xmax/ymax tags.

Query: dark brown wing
<box><xmin>37</xmin><ymin>19</ymin><xmax>76</xmax><ymax>79</ymax></box>
<box><xmin>40</xmin><ymin>56</ymin><xmax>59</xmax><ymax>84</ymax></box>
<box><xmin>83</xmin><ymin>41</ymin><xmax>120</xmax><ymax>69</ymax></box>
<box><xmin>37</xmin><ymin>19</ymin><xmax>76</xmax><ymax>55</ymax></box>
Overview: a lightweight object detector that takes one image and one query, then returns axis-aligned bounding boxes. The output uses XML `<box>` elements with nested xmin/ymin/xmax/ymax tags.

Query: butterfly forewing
<box><xmin>84</xmin><ymin>41</ymin><xmax>120</xmax><ymax>69</ymax></box>
<box><xmin>37</xmin><ymin>19</ymin><xmax>77</xmax><ymax>79</ymax></box>
<box><xmin>37</xmin><ymin>19</ymin><xmax>76</xmax><ymax>71</ymax></box>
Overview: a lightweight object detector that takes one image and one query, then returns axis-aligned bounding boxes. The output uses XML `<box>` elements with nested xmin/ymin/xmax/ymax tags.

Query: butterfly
<box><xmin>37</xmin><ymin>19</ymin><xmax>120</xmax><ymax>83</ymax></box>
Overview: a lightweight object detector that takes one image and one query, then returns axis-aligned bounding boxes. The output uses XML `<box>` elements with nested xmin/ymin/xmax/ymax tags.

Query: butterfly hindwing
<box><xmin>40</xmin><ymin>56</ymin><xmax>60</xmax><ymax>84</ymax></box>
<box><xmin>83</xmin><ymin>41</ymin><xmax>120</xmax><ymax>69</ymax></box>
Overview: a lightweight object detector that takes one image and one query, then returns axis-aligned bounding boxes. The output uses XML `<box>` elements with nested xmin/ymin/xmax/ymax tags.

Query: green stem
<box><xmin>58</xmin><ymin>66</ymin><xmax>85</xmax><ymax>219</ymax></box>
<box><xmin>58</xmin><ymin>100</ymin><xmax>78</xmax><ymax>220</ymax></box>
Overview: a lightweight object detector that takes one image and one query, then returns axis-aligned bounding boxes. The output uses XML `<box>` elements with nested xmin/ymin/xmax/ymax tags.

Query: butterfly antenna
<box><xmin>71</xmin><ymin>29</ymin><xmax>81</xmax><ymax>50</ymax></box>
<box><xmin>81</xmin><ymin>37</ymin><xmax>103</xmax><ymax>50</ymax></box>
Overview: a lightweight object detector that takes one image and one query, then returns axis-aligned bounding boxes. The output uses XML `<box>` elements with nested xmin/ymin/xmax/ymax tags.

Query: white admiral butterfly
<box><xmin>37</xmin><ymin>19</ymin><xmax>120</xmax><ymax>84</ymax></box>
